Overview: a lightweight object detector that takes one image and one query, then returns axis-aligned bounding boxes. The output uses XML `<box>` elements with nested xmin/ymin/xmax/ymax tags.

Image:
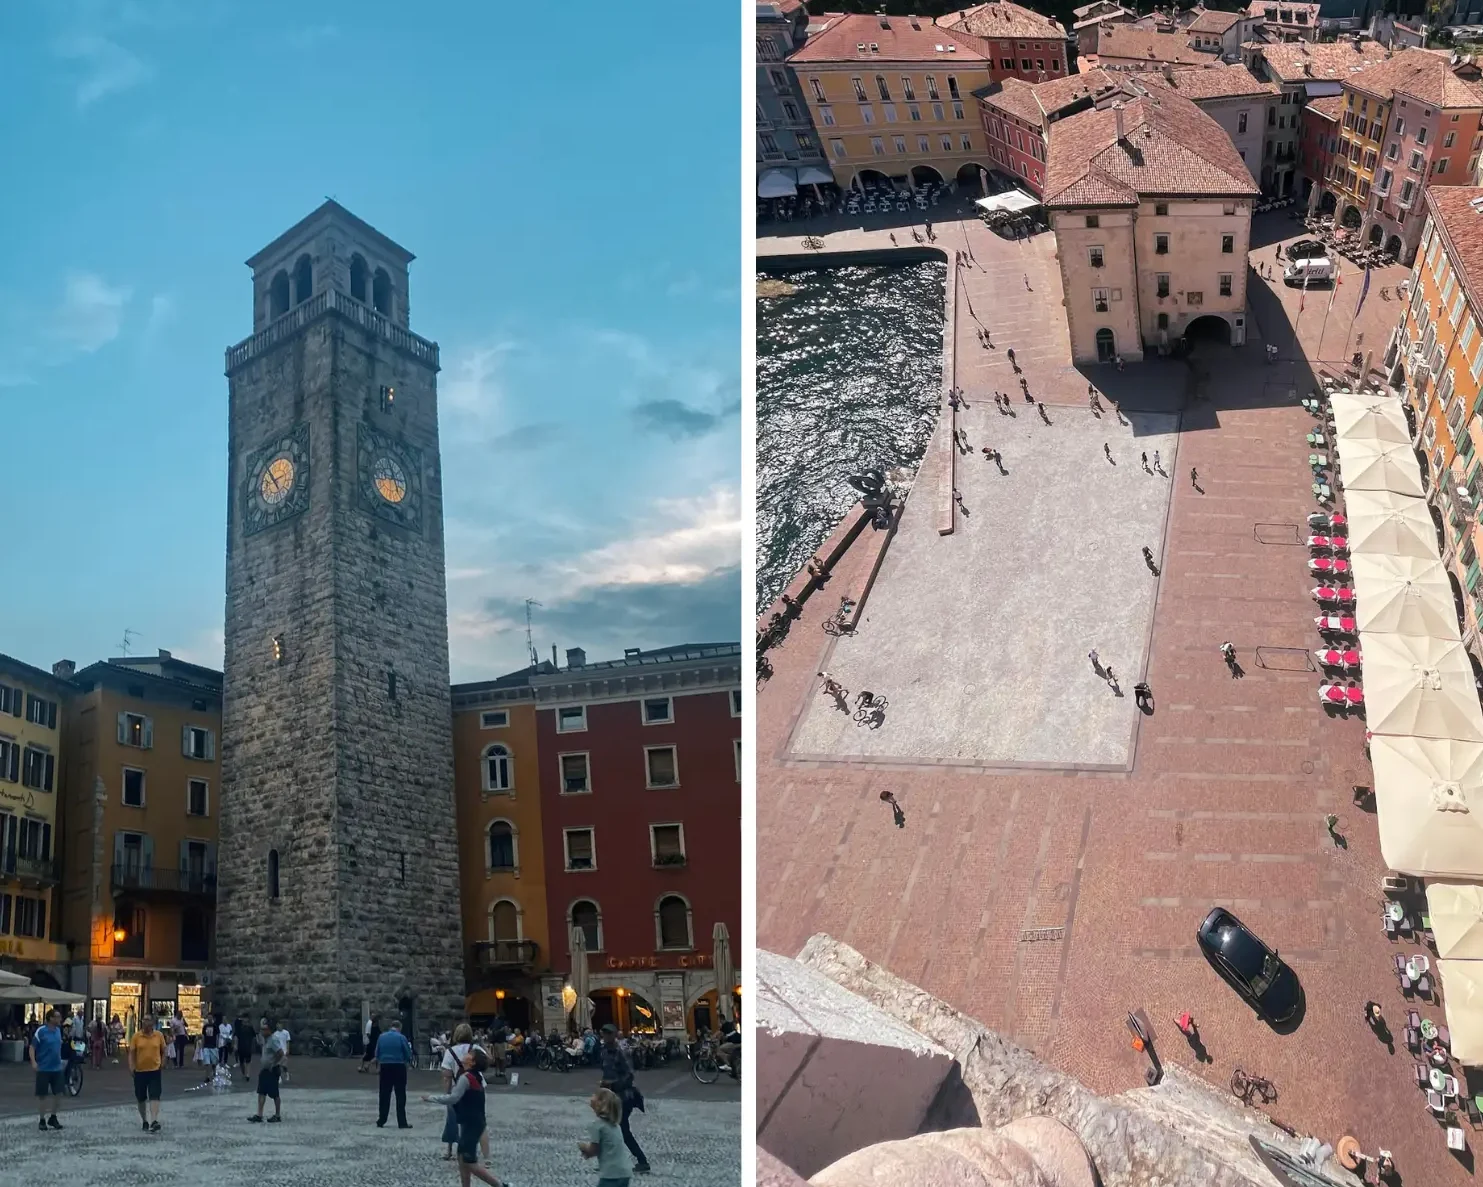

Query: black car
<box><xmin>1196</xmin><ymin>908</ymin><xmax>1301</xmax><ymax>1025</ymax></box>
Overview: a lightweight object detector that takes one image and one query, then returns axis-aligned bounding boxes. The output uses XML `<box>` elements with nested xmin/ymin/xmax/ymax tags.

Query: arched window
<box><xmin>483</xmin><ymin>744</ymin><xmax>512</xmax><ymax>793</ymax></box>
<box><xmin>656</xmin><ymin>894</ymin><xmax>692</xmax><ymax>950</ymax></box>
<box><xmin>570</xmin><ymin>899</ymin><xmax>602</xmax><ymax>952</ymax></box>
<box><xmin>349</xmin><ymin>254</ymin><xmax>369</xmax><ymax>303</ymax></box>
<box><xmin>269</xmin><ymin>271</ymin><xmax>290</xmax><ymax>319</ymax></box>
<box><xmin>292</xmin><ymin>254</ymin><xmax>313</xmax><ymax>306</ymax></box>
<box><xmin>372</xmin><ymin>268</ymin><xmax>392</xmax><ymax>316</ymax></box>
<box><xmin>267</xmin><ymin>849</ymin><xmax>280</xmax><ymax>899</ymax></box>
<box><xmin>490</xmin><ymin>898</ymin><xmax>521</xmax><ymax>942</ymax></box>
<box><xmin>1095</xmin><ymin>327</ymin><xmax>1116</xmax><ymax>364</ymax></box>
<box><xmin>487</xmin><ymin>820</ymin><xmax>516</xmax><ymax>872</ymax></box>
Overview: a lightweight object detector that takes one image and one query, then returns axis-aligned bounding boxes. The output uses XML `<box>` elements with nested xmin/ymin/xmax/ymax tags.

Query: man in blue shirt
<box><xmin>29</xmin><ymin>1009</ymin><xmax>66</xmax><ymax>1131</ymax></box>
<box><xmin>374</xmin><ymin>1021</ymin><xmax>415</xmax><ymax>1129</ymax></box>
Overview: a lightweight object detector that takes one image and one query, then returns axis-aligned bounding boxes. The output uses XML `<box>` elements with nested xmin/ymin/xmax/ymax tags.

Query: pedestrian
<box><xmin>818</xmin><ymin>671</ymin><xmax>845</xmax><ymax>700</ymax></box>
<box><xmin>1134</xmin><ymin>681</ymin><xmax>1152</xmax><ymax>709</ymax></box>
<box><xmin>1023</xmin><ymin>272</ymin><xmax>1031</xmax><ymax>290</ymax></box>
<box><xmin>198</xmin><ymin>1013</ymin><xmax>219</xmax><ymax>1084</ymax></box>
<box><xmin>437</xmin><ymin>1024</ymin><xmax>493</xmax><ymax>1166</ymax></box>
<box><xmin>170</xmin><ymin>1009</ymin><xmax>186</xmax><ymax>1069</ymax></box>
<box><xmin>1153</xmin><ymin>449</ymin><xmax>1161</xmax><ymax>473</ymax></box>
<box><xmin>89</xmin><ymin>1018</ymin><xmax>105</xmax><ymax>1070</ymax></box>
<box><xmin>889</xmin><ymin>232</ymin><xmax>897</xmax><ymax>245</ymax></box>
<box><xmin>579</xmin><ymin>1087</ymin><xmax>632</xmax><ymax>1187</ymax></box>
<box><xmin>360</xmin><ymin>1015</ymin><xmax>380</xmax><ymax>1073</ymax></box>
<box><xmin>248</xmin><ymin>1018</ymin><xmax>285</xmax><ymax>1124</ymax></box>
<box><xmin>1021</xmin><ymin>379</ymin><xmax>1031</xmax><ymax>399</ymax></box>
<box><xmin>1140</xmin><ymin>451</ymin><xmax>1149</xmax><ymax>471</ymax></box>
<box><xmin>128</xmin><ymin>1013</ymin><xmax>168</xmax><ymax>1133</ymax></box>
<box><xmin>1220</xmin><ymin>641</ymin><xmax>1235</xmax><ymax>663</ymax></box>
<box><xmin>235</xmin><ymin>1016</ymin><xmax>254</xmax><ymax>1077</ymax></box>
<box><xmin>1191</xmin><ymin>466</ymin><xmax>1199</xmax><ymax>486</ymax></box>
<box><xmin>29</xmin><ymin>1008</ymin><xmax>66</xmax><ymax>1132</ymax></box>
<box><xmin>1104</xmin><ymin>665</ymin><xmax>1116</xmax><ymax>687</ymax></box>
<box><xmin>598</xmin><ymin>1022</ymin><xmax>650</xmax><ymax>1176</ymax></box>
<box><xmin>1039</xmin><ymin>403</ymin><xmax>1050</xmax><ymax>424</ymax></box>
<box><xmin>1088</xmin><ymin>649</ymin><xmax>1100</xmax><ymax>669</ymax></box>
<box><xmin>375</xmin><ymin>1020</ymin><xmax>415</xmax><ymax>1129</ymax></box>
<box><xmin>1104</xmin><ymin>442</ymin><xmax>1113</xmax><ymax>462</ymax></box>
<box><xmin>1364</xmin><ymin>1001</ymin><xmax>1383</xmax><ymax>1028</ymax></box>
<box><xmin>273</xmin><ymin>1022</ymin><xmax>292</xmax><ymax>1083</ymax></box>
<box><xmin>424</xmin><ymin>1048</ymin><xmax>508</xmax><ymax>1187</ymax></box>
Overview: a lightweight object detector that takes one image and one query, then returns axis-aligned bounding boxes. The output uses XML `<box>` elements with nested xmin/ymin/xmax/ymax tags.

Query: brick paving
<box><xmin>758</xmin><ymin>211</ymin><xmax>1475</xmax><ymax>1183</ymax></box>
<box><xmin>0</xmin><ymin>1087</ymin><xmax>738</xmax><ymax>1186</ymax></box>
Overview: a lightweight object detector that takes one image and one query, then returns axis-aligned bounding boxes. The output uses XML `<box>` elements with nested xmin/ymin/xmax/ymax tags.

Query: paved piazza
<box><xmin>0</xmin><ymin>1088</ymin><xmax>739</xmax><ymax>1185</ymax></box>
<box><xmin>758</xmin><ymin>210</ymin><xmax>1470</xmax><ymax>1182</ymax></box>
<box><xmin>791</xmin><ymin>402</ymin><xmax>1180</xmax><ymax>768</ymax></box>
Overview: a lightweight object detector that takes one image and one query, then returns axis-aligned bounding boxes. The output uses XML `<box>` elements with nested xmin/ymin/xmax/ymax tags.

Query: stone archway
<box><xmin>1386</xmin><ymin>234</ymin><xmax>1403</xmax><ymax>256</ymax></box>
<box><xmin>1368</xmin><ymin>223</ymin><xmax>1384</xmax><ymax>246</ymax></box>
<box><xmin>1186</xmin><ymin>314</ymin><xmax>1233</xmax><ymax>345</ymax></box>
<box><xmin>1341</xmin><ymin>204</ymin><xmax>1362</xmax><ymax>229</ymax></box>
<box><xmin>1320</xmin><ymin>190</ymin><xmax>1337</xmax><ymax>215</ymax></box>
<box><xmin>910</xmin><ymin>164</ymin><xmax>945</xmax><ymax>188</ymax></box>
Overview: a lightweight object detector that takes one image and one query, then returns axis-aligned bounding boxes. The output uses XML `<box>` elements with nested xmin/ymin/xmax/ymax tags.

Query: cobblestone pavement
<box><xmin>759</xmin><ymin>212</ymin><xmax>1473</xmax><ymax>1184</ymax></box>
<box><xmin>0</xmin><ymin>1088</ymin><xmax>739</xmax><ymax>1186</ymax></box>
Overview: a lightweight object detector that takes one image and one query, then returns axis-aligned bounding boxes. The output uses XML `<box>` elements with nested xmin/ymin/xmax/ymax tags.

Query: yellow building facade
<box><xmin>0</xmin><ymin>654</ymin><xmax>72</xmax><ymax>981</ymax></box>
<box><xmin>60</xmin><ymin>653</ymin><xmax>221</xmax><ymax>1027</ymax></box>
<box><xmin>452</xmin><ymin>680</ymin><xmax>550</xmax><ymax>1032</ymax></box>
<box><xmin>1392</xmin><ymin>187</ymin><xmax>1483</xmax><ymax>655</ymax></box>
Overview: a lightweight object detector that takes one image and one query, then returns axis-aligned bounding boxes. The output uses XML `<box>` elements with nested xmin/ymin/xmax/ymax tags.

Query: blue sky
<box><xmin>0</xmin><ymin>0</ymin><xmax>741</xmax><ymax>682</ymax></box>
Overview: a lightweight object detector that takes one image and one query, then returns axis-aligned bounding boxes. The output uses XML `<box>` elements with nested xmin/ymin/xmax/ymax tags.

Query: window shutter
<box><xmin>142</xmin><ymin>835</ymin><xmax>154</xmax><ymax>872</ymax></box>
<box><xmin>206</xmin><ymin>841</ymin><xmax>217</xmax><ymax>875</ymax></box>
<box><xmin>182</xmin><ymin>725</ymin><xmax>191</xmax><ymax>756</ymax></box>
<box><xmin>43</xmin><ymin>754</ymin><xmax>53</xmax><ymax>792</ymax></box>
<box><xmin>35</xmin><ymin>897</ymin><xmax>45</xmax><ymax>939</ymax></box>
<box><xmin>206</xmin><ymin>731</ymin><xmax>215</xmax><ymax>761</ymax></box>
<box><xmin>3</xmin><ymin>818</ymin><xmax>15</xmax><ymax>868</ymax></box>
<box><xmin>5</xmin><ymin>745</ymin><xmax>15</xmax><ymax>783</ymax></box>
<box><xmin>117</xmin><ymin>713</ymin><xmax>127</xmax><ymax>744</ymax></box>
<box><xmin>113</xmin><ymin>831</ymin><xmax>124</xmax><ymax>872</ymax></box>
<box><xmin>10</xmin><ymin>688</ymin><xmax>19</xmax><ymax>718</ymax></box>
<box><xmin>46</xmin><ymin>701</ymin><xmax>56</xmax><ymax>730</ymax></box>
<box><xmin>142</xmin><ymin>717</ymin><xmax>153</xmax><ymax>749</ymax></box>
<box><xmin>41</xmin><ymin>823</ymin><xmax>51</xmax><ymax>862</ymax></box>
<box><xmin>179</xmin><ymin>839</ymin><xmax>188</xmax><ymax>874</ymax></box>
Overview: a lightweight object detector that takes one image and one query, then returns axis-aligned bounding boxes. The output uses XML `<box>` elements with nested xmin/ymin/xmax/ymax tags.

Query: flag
<box><xmin>1300</xmin><ymin>270</ymin><xmax>1309</xmax><ymax>313</ymax></box>
<box><xmin>1328</xmin><ymin>267</ymin><xmax>1342</xmax><ymax>312</ymax></box>
<box><xmin>1354</xmin><ymin>266</ymin><xmax>1372</xmax><ymax>318</ymax></box>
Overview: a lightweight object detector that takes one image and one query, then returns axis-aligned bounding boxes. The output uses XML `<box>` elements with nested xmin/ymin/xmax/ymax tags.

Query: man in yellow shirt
<box><xmin>128</xmin><ymin>1014</ymin><xmax>169</xmax><ymax>1133</ymax></box>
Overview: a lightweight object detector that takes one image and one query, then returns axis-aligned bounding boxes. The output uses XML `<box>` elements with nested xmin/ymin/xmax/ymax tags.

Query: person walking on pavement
<box><xmin>375</xmin><ymin>1021</ymin><xmax>415</xmax><ymax>1129</ymax></box>
<box><xmin>440</xmin><ymin>1023</ymin><xmax>492</xmax><ymax>1163</ymax></box>
<box><xmin>580</xmin><ymin>1087</ymin><xmax>631</xmax><ymax>1187</ymax></box>
<box><xmin>1104</xmin><ymin>442</ymin><xmax>1113</xmax><ymax>463</ymax></box>
<box><xmin>1140</xmin><ymin>451</ymin><xmax>1149</xmax><ymax>472</ymax></box>
<box><xmin>129</xmin><ymin>1013</ymin><xmax>168</xmax><ymax>1133</ymax></box>
<box><xmin>249</xmin><ymin>1019</ymin><xmax>285</xmax><ymax>1124</ymax></box>
<box><xmin>423</xmin><ymin>1048</ymin><xmax>508</xmax><ymax>1186</ymax></box>
<box><xmin>1190</xmin><ymin>466</ymin><xmax>1199</xmax><ymax>487</ymax></box>
<box><xmin>360</xmin><ymin>1014</ymin><xmax>380</xmax><ymax>1074</ymax></box>
<box><xmin>170</xmin><ymin>1010</ymin><xmax>187</xmax><ymax>1069</ymax></box>
<box><xmin>234</xmin><ymin>1016</ymin><xmax>254</xmax><ymax>1078</ymax></box>
<box><xmin>599</xmin><ymin>1023</ymin><xmax>650</xmax><ymax>1176</ymax></box>
<box><xmin>30</xmin><ymin>1008</ymin><xmax>66</xmax><ymax>1132</ymax></box>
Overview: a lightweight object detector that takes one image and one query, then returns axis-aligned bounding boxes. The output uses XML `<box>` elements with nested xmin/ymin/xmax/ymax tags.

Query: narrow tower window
<box><xmin>388</xmin><ymin>670</ymin><xmax>398</xmax><ymax>700</ymax></box>
<box><xmin>372</xmin><ymin>268</ymin><xmax>392</xmax><ymax>316</ymax></box>
<box><xmin>267</xmin><ymin>849</ymin><xmax>280</xmax><ymax>899</ymax></box>
<box><xmin>269</xmin><ymin>271</ymin><xmax>290</xmax><ymax>319</ymax></box>
<box><xmin>292</xmin><ymin>254</ymin><xmax>313</xmax><ymax>306</ymax></box>
<box><xmin>349</xmin><ymin>254</ymin><xmax>369</xmax><ymax>303</ymax></box>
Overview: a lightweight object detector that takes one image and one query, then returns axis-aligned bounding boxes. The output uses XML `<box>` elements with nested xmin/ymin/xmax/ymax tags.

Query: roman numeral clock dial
<box><xmin>357</xmin><ymin>423</ymin><xmax>422</xmax><ymax>531</ymax></box>
<box><xmin>242</xmin><ymin>424</ymin><xmax>311</xmax><ymax>536</ymax></box>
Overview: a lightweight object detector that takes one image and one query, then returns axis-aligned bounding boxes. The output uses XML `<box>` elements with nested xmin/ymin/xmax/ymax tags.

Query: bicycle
<box><xmin>690</xmin><ymin>1040</ymin><xmax>720</xmax><ymax>1084</ymax></box>
<box><xmin>1231</xmin><ymin>1067</ymin><xmax>1277</xmax><ymax>1106</ymax></box>
<box><xmin>537</xmin><ymin>1044</ymin><xmax>571</xmax><ymax>1073</ymax></box>
<box><xmin>309</xmin><ymin>1034</ymin><xmax>342</xmax><ymax>1058</ymax></box>
<box><xmin>65</xmin><ymin>1041</ymin><xmax>85</xmax><ymax>1097</ymax></box>
<box><xmin>853</xmin><ymin>695</ymin><xmax>888</xmax><ymax>724</ymax></box>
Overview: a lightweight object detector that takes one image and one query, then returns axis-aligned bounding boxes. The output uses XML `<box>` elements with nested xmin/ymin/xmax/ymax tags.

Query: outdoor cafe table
<box><xmin>1432</xmin><ymin>1067</ymin><xmax>1452</xmax><ymax>1093</ymax></box>
<box><xmin>1422</xmin><ymin>1019</ymin><xmax>1439</xmax><ymax>1041</ymax></box>
<box><xmin>1316</xmin><ymin>616</ymin><xmax>1357</xmax><ymax>632</ymax></box>
<box><xmin>1310</xmin><ymin>558</ymin><xmax>1350</xmax><ymax>575</ymax></box>
<box><xmin>1316</xmin><ymin>648</ymin><xmax>1361</xmax><ymax>667</ymax></box>
<box><xmin>1312</xmin><ymin>586</ymin><xmax>1355</xmax><ymax>603</ymax></box>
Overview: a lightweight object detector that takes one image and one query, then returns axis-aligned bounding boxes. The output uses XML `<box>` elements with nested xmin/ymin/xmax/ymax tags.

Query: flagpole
<box><xmin>1342</xmin><ymin>265</ymin><xmax>1372</xmax><ymax>367</ymax></box>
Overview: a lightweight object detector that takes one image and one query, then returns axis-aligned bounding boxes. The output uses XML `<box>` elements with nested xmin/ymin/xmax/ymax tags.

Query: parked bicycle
<box><xmin>1231</xmin><ymin>1067</ymin><xmax>1277</xmax><ymax>1106</ymax></box>
<box><xmin>537</xmin><ymin>1043</ymin><xmax>572</xmax><ymax>1073</ymax></box>
<box><xmin>309</xmin><ymin>1032</ymin><xmax>353</xmax><ymax>1059</ymax></box>
<box><xmin>65</xmin><ymin>1039</ymin><xmax>86</xmax><ymax>1097</ymax></box>
<box><xmin>690</xmin><ymin>1038</ymin><xmax>721</xmax><ymax>1084</ymax></box>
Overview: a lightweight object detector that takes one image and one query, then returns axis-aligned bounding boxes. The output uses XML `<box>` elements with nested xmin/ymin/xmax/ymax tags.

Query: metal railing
<box><xmin>1</xmin><ymin>855</ymin><xmax>57</xmax><ymax>885</ymax></box>
<box><xmin>470</xmin><ymin>939</ymin><xmax>540</xmax><ymax>969</ymax></box>
<box><xmin>110</xmin><ymin>864</ymin><xmax>217</xmax><ymax>896</ymax></box>
<box><xmin>225</xmin><ymin>288</ymin><xmax>440</xmax><ymax>373</ymax></box>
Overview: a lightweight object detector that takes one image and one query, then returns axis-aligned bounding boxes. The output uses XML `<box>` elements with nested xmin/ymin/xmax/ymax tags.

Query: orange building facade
<box><xmin>1390</xmin><ymin>187</ymin><xmax>1483</xmax><ymax>661</ymax></box>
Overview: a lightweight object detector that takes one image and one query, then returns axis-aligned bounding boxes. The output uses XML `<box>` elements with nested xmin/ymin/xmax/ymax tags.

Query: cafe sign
<box><xmin>606</xmin><ymin>957</ymin><xmax>659</xmax><ymax>970</ymax></box>
<box><xmin>678</xmin><ymin>954</ymin><xmax>713</xmax><ymax>968</ymax></box>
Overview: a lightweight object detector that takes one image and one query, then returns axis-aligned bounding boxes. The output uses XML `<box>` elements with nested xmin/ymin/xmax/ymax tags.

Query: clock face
<box><xmin>372</xmin><ymin>456</ymin><xmax>407</xmax><ymax>504</ymax></box>
<box><xmin>259</xmin><ymin>456</ymin><xmax>296</xmax><ymax>505</ymax></box>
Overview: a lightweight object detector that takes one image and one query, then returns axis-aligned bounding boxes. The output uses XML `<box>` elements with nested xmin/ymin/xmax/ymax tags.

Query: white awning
<box><xmin>758</xmin><ymin>169</ymin><xmax>798</xmax><ymax>198</ymax></box>
<box><xmin>798</xmin><ymin>165</ymin><xmax>833</xmax><ymax>186</ymax></box>
<box><xmin>975</xmin><ymin>190</ymin><xmax>1040</xmax><ymax>215</ymax></box>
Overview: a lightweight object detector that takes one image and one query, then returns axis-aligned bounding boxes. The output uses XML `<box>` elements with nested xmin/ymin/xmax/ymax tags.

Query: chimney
<box><xmin>1163</xmin><ymin>63</ymin><xmax>1175</xmax><ymax>82</ymax></box>
<box><xmin>52</xmin><ymin>660</ymin><xmax>75</xmax><ymax>680</ymax></box>
<box><xmin>158</xmin><ymin>648</ymin><xmax>172</xmax><ymax>661</ymax></box>
<box><xmin>551</xmin><ymin>644</ymin><xmax>558</xmax><ymax>666</ymax></box>
<box><xmin>1114</xmin><ymin>102</ymin><xmax>1126</xmax><ymax>140</ymax></box>
<box><xmin>566</xmin><ymin>647</ymin><xmax>587</xmax><ymax>670</ymax></box>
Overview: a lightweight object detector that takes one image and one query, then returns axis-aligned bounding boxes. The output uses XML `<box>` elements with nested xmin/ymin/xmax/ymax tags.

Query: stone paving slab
<box><xmin>0</xmin><ymin>1088</ymin><xmax>739</xmax><ymax>1186</ymax></box>
<box><xmin>790</xmin><ymin>403</ymin><xmax>1180</xmax><ymax>768</ymax></box>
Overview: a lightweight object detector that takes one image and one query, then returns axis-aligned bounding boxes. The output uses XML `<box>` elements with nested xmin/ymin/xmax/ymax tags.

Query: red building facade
<box><xmin>1298</xmin><ymin>95</ymin><xmax>1342</xmax><ymax>206</ymax></box>
<box><xmin>534</xmin><ymin>643</ymin><xmax>741</xmax><ymax>1040</ymax></box>
<box><xmin>941</xmin><ymin>2</ymin><xmax>1075</xmax><ymax>85</ymax></box>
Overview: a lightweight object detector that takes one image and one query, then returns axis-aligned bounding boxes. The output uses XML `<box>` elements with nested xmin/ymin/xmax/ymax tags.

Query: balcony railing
<box><xmin>653</xmin><ymin>852</ymin><xmax>688</xmax><ymax>869</ymax></box>
<box><xmin>470</xmin><ymin>939</ymin><xmax>540</xmax><ymax>970</ymax></box>
<box><xmin>225</xmin><ymin>288</ymin><xmax>440</xmax><ymax>374</ymax></box>
<box><xmin>2</xmin><ymin>855</ymin><xmax>58</xmax><ymax>886</ymax></box>
<box><xmin>111</xmin><ymin>864</ymin><xmax>217</xmax><ymax>897</ymax></box>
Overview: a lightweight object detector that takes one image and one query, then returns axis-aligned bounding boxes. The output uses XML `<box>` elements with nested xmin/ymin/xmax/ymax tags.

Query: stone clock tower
<box><xmin>216</xmin><ymin>201</ymin><xmax>464</xmax><ymax>1040</ymax></box>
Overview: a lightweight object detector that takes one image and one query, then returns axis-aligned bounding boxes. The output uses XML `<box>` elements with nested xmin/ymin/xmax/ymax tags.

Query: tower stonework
<box><xmin>216</xmin><ymin>201</ymin><xmax>464</xmax><ymax>1039</ymax></box>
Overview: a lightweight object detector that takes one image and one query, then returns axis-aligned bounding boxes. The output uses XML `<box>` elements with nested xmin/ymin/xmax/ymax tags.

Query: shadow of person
<box><xmin>891</xmin><ymin>803</ymin><xmax>906</xmax><ymax>828</ymax></box>
<box><xmin>1229</xmin><ymin>661</ymin><xmax>1245</xmax><ymax>679</ymax></box>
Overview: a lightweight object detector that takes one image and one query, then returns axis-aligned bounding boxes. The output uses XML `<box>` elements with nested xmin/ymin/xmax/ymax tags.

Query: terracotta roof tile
<box><xmin>1425</xmin><ymin>187</ymin><xmax>1483</xmax><ymax>313</ymax></box>
<box><xmin>1305</xmin><ymin>93</ymin><xmax>1344</xmax><ymax>120</ymax></box>
<box><xmin>1129</xmin><ymin>62</ymin><xmax>1279</xmax><ymax>99</ymax></box>
<box><xmin>941</xmin><ymin>1</ymin><xmax>1070</xmax><ymax>42</ymax></box>
<box><xmin>1045</xmin><ymin>89</ymin><xmax>1261</xmax><ymax>206</ymax></box>
<box><xmin>791</xmin><ymin>12</ymin><xmax>994</xmax><ymax>63</ymax></box>
<box><xmin>1188</xmin><ymin>8</ymin><xmax>1243</xmax><ymax>34</ymax></box>
<box><xmin>980</xmin><ymin>67</ymin><xmax>1123</xmax><ymax>123</ymax></box>
<box><xmin>1247</xmin><ymin>39</ymin><xmax>1393</xmax><ymax>84</ymax></box>
<box><xmin>1345</xmin><ymin>47</ymin><xmax>1483</xmax><ymax>108</ymax></box>
<box><xmin>1244</xmin><ymin>1</ymin><xmax>1320</xmax><ymax>24</ymax></box>
<box><xmin>1096</xmin><ymin>24</ymin><xmax>1211</xmax><ymax>67</ymax></box>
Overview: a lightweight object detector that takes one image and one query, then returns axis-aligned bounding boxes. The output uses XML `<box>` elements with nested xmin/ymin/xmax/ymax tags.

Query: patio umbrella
<box><xmin>1358</xmin><ymin>633</ymin><xmax>1483</xmax><ymax>741</ymax></box>
<box><xmin>1344</xmin><ymin>489</ymin><xmax>1441</xmax><ymax>561</ymax></box>
<box><xmin>1427</xmin><ymin>884</ymin><xmax>1483</xmax><ymax>960</ymax></box>
<box><xmin>1438</xmin><ymin>959</ymin><xmax>1483</xmax><ymax>1065</ymax></box>
<box><xmin>1351</xmin><ymin>554</ymin><xmax>1461</xmax><ymax>640</ymax></box>
<box><xmin>0</xmin><ymin>969</ymin><xmax>32</xmax><ymax>987</ymax></box>
<box><xmin>1334</xmin><ymin>437</ymin><xmax>1425</xmax><ymax>497</ymax></box>
<box><xmin>569</xmin><ymin>925</ymin><xmax>591</xmax><ymax>1033</ymax></box>
<box><xmin>1330</xmin><ymin>391</ymin><xmax>1412</xmax><ymax>446</ymax></box>
<box><xmin>1372</xmin><ymin>736</ymin><xmax>1483</xmax><ymax>875</ymax></box>
<box><xmin>0</xmin><ymin>985</ymin><xmax>84</xmax><ymax>1005</ymax></box>
<box><xmin>713</xmin><ymin>922</ymin><xmax>734</xmax><ymax>1023</ymax></box>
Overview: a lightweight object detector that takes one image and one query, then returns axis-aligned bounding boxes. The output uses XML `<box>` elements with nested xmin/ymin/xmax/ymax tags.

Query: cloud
<box><xmin>632</xmin><ymin>398</ymin><xmax>740</xmax><ymax>441</ymax></box>
<box><xmin>491</xmin><ymin>422</ymin><xmax>560</xmax><ymax>449</ymax></box>
<box><xmin>55</xmin><ymin>36</ymin><xmax>152</xmax><ymax>107</ymax></box>
<box><xmin>52</xmin><ymin>273</ymin><xmax>131</xmax><ymax>353</ymax></box>
<box><xmin>141</xmin><ymin>293</ymin><xmax>174</xmax><ymax>348</ymax></box>
<box><xmin>287</xmin><ymin>25</ymin><xmax>339</xmax><ymax>49</ymax></box>
<box><xmin>441</xmin><ymin>343</ymin><xmax>517</xmax><ymax>440</ymax></box>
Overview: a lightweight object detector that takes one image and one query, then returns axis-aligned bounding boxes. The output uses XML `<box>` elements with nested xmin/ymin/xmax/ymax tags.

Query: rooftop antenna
<box><xmin>525</xmin><ymin>600</ymin><xmax>542</xmax><ymax>669</ymax></box>
<box><xmin>117</xmin><ymin>628</ymin><xmax>138</xmax><ymax>657</ymax></box>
